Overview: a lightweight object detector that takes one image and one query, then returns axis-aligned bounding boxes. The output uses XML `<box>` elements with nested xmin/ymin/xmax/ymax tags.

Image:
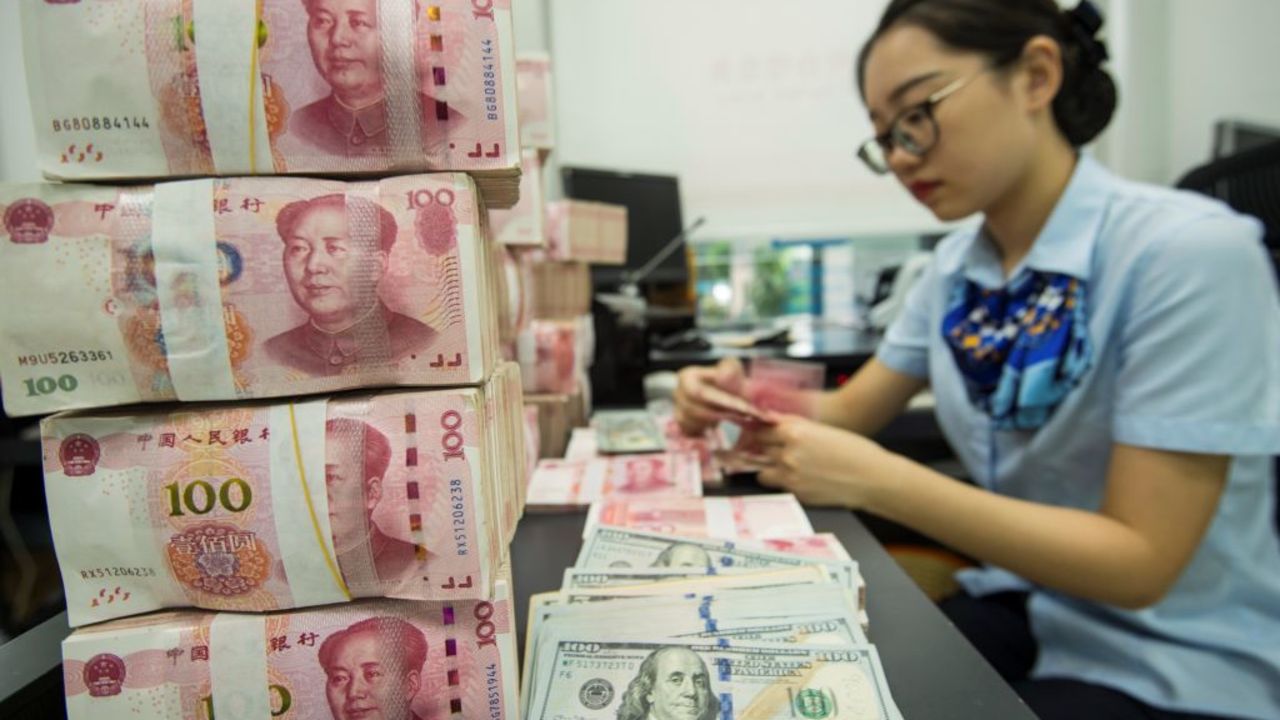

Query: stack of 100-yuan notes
<box><xmin>522</xmin><ymin>495</ymin><xmax>903</xmax><ymax>719</ymax></box>
<box><xmin>18</xmin><ymin>0</ymin><xmax>523</xmax><ymax>208</ymax></box>
<box><xmin>0</xmin><ymin>175</ymin><xmax>504</xmax><ymax>415</ymax></box>
<box><xmin>528</xmin><ymin>409</ymin><xmax>703</xmax><ymax>512</ymax></box>
<box><xmin>51</xmin><ymin>375</ymin><xmax>525</xmax><ymax>719</ymax></box>
<box><xmin>566</xmin><ymin>409</ymin><xmax>730</xmax><ymax>488</ymax></box>
<box><xmin>8</xmin><ymin>1</ymin><xmax>530</xmax><ymax>718</ymax></box>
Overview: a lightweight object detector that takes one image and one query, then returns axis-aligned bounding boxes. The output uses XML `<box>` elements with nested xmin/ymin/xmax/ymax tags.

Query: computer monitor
<box><xmin>560</xmin><ymin>167</ymin><xmax>688</xmax><ymax>288</ymax></box>
<box><xmin>1214</xmin><ymin>120</ymin><xmax>1280</xmax><ymax>159</ymax></box>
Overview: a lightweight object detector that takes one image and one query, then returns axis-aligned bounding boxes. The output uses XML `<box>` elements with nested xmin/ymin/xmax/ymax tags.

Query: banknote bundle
<box><xmin>516</xmin><ymin>53</ymin><xmax>556</xmax><ymax>154</ymax></box>
<box><xmin>493</xmin><ymin>243</ymin><xmax>532</xmax><ymax>350</ymax></box>
<box><xmin>0</xmin><ymin>174</ymin><xmax>503</xmax><ymax>417</ymax></box>
<box><xmin>583</xmin><ymin>494</ymin><xmax>814</xmax><ymax>540</ymax></box>
<box><xmin>489</xmin><ymin>150</ymin><xmax>547</xmax><ymax>247</ymax></box>
<box><xmin>569</xmin><ymin>409</ymin><xmax>729</xmax><ymax>486</ymax></box>
<box><xmin>516</xmin><ymin>315</ymin><xmax>594</xmax><ymax>395</ymax></box>
<box><xmin>63</xmin><ymin>571</ymin><xmax>518</xmax><ymax>720</ymax></box>
<box><xmin>527</xmin><ymin>452</ymin><xmax>703</xmax><ymax>511</ymax></box>
<box><xmin>545</xmin><ymin>200</ymin><xmax>629</xmax><ymax>265</ymax></box>
<box><xmin>527</xmin><ymin>258</ymin><xmax>593</xmax><ymax>318</ymax></box>
<box><xmin>524</xmin><ymin>391</ymin><xmax>589</xmax><ymax>460</ymax></box>
<box><xmin>521</xmin><ymin>524</ymin><xmax>901</xmax><ymax>719</ymax></box>
<box><xmin>43</xmin><ymin>364</ymin><xmax>525</xmax><ymax>628</ymax></box>
<box><xmin>18</xmin><ymin>0</ymin><xmax>523</xmax><ymax>209</ymax></box>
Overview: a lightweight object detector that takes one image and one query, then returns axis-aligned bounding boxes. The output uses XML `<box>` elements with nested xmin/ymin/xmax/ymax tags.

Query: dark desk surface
<box><xmin>511</xmin><ymin>509</ymin><xmax>1036</xmax><ymax>720</ymax></box>
<box><xmin>4</xmin><ymin>509</ymin><xmax>1033</xmax><ymax>720</ymax></box>
<box><xmin>648</xmin><ymin>324</ymin><xmax>881</xmax><ymax>373</ymax></box>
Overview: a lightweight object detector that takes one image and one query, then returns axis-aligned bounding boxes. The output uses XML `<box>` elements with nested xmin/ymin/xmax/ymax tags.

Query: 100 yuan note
<box><xmin>19</xmin><ymin>0</ymin><xmax>520</xmax><ymax>185</ymax></box>
<box><xmin>64</xmin><ymin>594</ymin><xmax>517</xmax><ymax>720</ymax></box>
<box><xmin>42</xmin><ymin>381</ymin><xmax>515</xmax><ymax>627</ymax></box>
<box><xmin>583</xmin><ymin>494</ymin><xmax>814</xmax><ymax>540</ymax></box>
<box><xmin>528</xmin><ymin>452</ymin><xmax>702</xmax><ymax>510</ymax></box>
<box><xmin>526</xmin><ymin>637</ymin><xmax>901</xmax><ymax>720</ymax></box>
<box><xmin>0</xmin><ymin>174</ymin><xmax>496</xmax><ymax>416</ymax></box>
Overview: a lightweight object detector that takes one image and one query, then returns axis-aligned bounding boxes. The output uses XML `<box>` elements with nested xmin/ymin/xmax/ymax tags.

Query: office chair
<box><xmin>1175</xmin><ymin>141</ymin><xmax>1280</xmax><ymax>534</ymax></box>
<box><xmin>1176</xmin><ymin>139</ymin><xmax>1280</xmax><ymax>283</ymax></box>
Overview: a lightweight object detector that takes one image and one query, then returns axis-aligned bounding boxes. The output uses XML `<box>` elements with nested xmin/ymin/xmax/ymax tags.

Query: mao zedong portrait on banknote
<box><xmin>265</xmin><ymin>193</ymin><xmax>437</xmax><ymax>375</ymax></box>
<box><xmin>325</xmin><ymin>417</ymin><xmax>424</xmax><ymax>587</ymax></box>
<box><xmin>620</xmin><ymin>457</ymin><xmax>676</xmax><ymax>494</ymax></box>
<box><xmin>319</xmin><ymin>616</ymin><xmax>427</xmax><ymax>720</ymax></box>
<box><xmin>292</xmin><ymin>0</ymin><xmax>464</xmax><ymax>158</ymax></box>
<box><xmin>617</xmin><ymin>646</ymin><xmax>721</xmax><ymax>720</ymax></box>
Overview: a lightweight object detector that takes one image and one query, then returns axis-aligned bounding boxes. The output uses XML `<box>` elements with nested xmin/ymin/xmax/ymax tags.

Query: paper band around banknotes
<box><xmin>278</xmin><ymin>400</ymin><xmax>351</xmax><ymax>605</ymax></box>
<box><xmin>151</xmin><ymin>180</ymin><xmax>240</xmax><ymax>401</ymax></box>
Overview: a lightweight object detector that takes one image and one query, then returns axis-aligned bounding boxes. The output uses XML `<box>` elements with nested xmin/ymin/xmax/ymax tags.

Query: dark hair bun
<box><xmin>1053</xmin><ymin>50</ymin><xmax>1118</xmax><ymax>146</ymax></box>
<box><xmin>1054</xmin><ymin>1</ymin><xmax>1118</xmax><ymax>145</ymax></box>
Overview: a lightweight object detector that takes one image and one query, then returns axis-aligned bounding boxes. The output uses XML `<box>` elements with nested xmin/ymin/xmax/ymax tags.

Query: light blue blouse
<box><xmin>877</xmin><ymin>155</ymin><xmax>1280</xmax><ymax>719</ymax></box>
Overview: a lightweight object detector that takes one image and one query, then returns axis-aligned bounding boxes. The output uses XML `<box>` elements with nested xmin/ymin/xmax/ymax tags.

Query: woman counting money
<box><xmin>674</xmin><ymin>2</ymin><xmax>1280</xmax><ymax>719</ymax></box>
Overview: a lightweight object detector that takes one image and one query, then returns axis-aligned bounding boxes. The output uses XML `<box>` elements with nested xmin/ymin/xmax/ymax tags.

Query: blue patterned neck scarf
<box><xmin>941</xmin><ymin>271</ymin><xmax>1092</xmax><ymax>430</ymax></box>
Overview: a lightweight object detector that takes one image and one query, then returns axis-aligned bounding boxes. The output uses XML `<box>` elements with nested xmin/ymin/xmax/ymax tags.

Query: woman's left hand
<box><xmin>750</xmin><ymin>415</ymin><xmax>888</xmax><ymax>508</ymax></box>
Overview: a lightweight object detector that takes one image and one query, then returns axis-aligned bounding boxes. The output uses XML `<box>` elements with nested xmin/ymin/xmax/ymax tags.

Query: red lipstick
<box><xmin>909</xmin><ymin>180</ymin><xmax>942</xmax><ymax>201</ymax></box>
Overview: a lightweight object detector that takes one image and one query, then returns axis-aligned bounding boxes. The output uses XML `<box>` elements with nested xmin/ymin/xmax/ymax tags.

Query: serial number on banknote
<box><xmin>482</xmin><ymin>39</ymin><xmax>499</xmax><ymax>121</ymax></box>
<box><xmin>486</xmin><ymin>663</ymin><xmax>502</xmax><ymax>720</ymax></box>
<box><xmin>78</xmin><ymin>566</ymin><xmax>159</xmax><ymax>580</ymax></box>
<box><xmin>450</xmin><ymin>478</ymin><xmax>469</xmax><ymax>556</ymax></box>
<box><xmin>18</xmin><ymin>349</ymin><xmax>116</xmax><ymax>367</ymax></box>
<box><xmin>51</xmin><ymin>116</ymin><xmax>151</xmax><ymax>133</ymax></box>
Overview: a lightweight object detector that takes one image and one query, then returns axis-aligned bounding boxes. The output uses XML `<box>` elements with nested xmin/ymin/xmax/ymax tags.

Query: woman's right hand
<box><xmin>673</xmin><ymin>357</ymin><xmax>748</xmax><ymax>435</ymax></box>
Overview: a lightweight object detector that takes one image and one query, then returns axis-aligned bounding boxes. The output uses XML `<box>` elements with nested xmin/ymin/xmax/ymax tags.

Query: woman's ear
<box><xmin>1018</xmin><ymin>35</ymin><xmax>1064</xmax><ymax>114</ymax></box>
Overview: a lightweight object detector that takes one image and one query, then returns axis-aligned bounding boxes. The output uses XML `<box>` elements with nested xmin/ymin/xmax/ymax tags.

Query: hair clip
<box><xmin>1067</xmin><ymin>1</ymin><xmax>1110</xmax><ymax>66</ymax></box>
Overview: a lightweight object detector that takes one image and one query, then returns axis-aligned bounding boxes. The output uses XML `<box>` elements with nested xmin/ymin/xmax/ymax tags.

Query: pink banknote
<box><xmin>20</xmin><ymin>0</ymin><xmax>521</xmax><ymax>205</ymax></box>
<box><xmin>656</xmin><ymin>413</ymin><xmax>725</xmax><ymax>486</ymax></box>
<box><xmin>544</xmin><ymin>200</ymin><xmax>629</xmax><ymax>265</ymax></box>
<box><xmin>744</xmin><ymin>357</ymin><xmax>824</xmax><ymax>417</ymax></box>
<box><xmin>527</xmin><ymin>452</ymin><xmax>703</xmax><ymax>510</ymax></box>
<box><xmin>63</xmin><ymin>594</ymin><xmax>516</xmax><ymax>720</ymax></box>
<box><xmin>494</xmin><ymin>245</ymin><xmax>532</xmax><ymax>348</ymax></box>
<box><xmin>0</xmin><ymin>175</ymin><xmax>497</xmax><ymax>417</ymax></box>
<box><xmin>42</xmin><ymin>373</ymin><xmax>521</xmax><ymax>627</ymax></box>
<box><xmin>748</xmin><ymin>533</ymin><xmax>852</xmax><ymax>561</ymax></box>
<box><xmin>527</xmin><ymin>258</ymin><xmax>592</xmax><ymax>319</ymax></box>
<box><xmin>488</xmin><ymin>150</ymin><xmax>546</xmax><ymax>246</ymax></box>
<box><xmin>517</xmin><ymin>317</ymin><xmax>590</xmax><ymax>395</ymax></box>
<box><xmin>516</xmin><ymin>53</ymin><xmax>555</xmax><ymax>151</ymax></box>
<box><xmin>586</xmin><ymin>494</ymin><xmax>814</xmax><ymax>540</ymax></box>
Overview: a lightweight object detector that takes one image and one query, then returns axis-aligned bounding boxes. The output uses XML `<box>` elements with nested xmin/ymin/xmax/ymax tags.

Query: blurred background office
<box><xmin>0</xmin><ymin>0</ymin><xmax>1277</xmax><ymax>641</ymax></box>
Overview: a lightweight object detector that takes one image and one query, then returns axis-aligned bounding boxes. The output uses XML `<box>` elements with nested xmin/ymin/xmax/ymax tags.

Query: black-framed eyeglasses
<box><xmin>857</xmin><ymin>73</ymin><xmax>979</xmax><ymax>175</ymax></box>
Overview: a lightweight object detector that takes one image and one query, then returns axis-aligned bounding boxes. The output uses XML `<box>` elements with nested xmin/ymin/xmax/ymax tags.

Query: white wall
<box><xmin>547</xmin><ymin>0</ymin><xmax>940</xmax><ymax>241</ymax></box>
<box><xmin>1164</xmin><ymin>0</ymin><xmax>1280</xmax><ymax>181</ymax></box>
<box><xmin>513</xmin><ymin>0</ymin><xmax>549</xmax><ymax>54</ymax></box>
<box><xmin>1094</xmin><ymin>0</ymin><xmax>1172</xmax><ymax>184</ymax></box>
<box><xmin>0</xmin><ymin>2</ymin><xmax>38</xmax><ymax>183</ymax></box>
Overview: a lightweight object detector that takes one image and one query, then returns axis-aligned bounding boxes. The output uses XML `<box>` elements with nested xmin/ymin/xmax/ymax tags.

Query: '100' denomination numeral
<box><xmin>24</xmin><ymin>375</ymin><xmax>78</xmax><ymax>397</ymax></box>
<box><xmin>165</xmin><ymin>478</ymin><xmax>253</xmax><ymax>517</ymax></box>
<box><xmin>474</xmin><ymin>601</ymin><xmax>497</xmax><ymax>648</ymax></box>
<box><xmin>199</xmin><ymin>684</ymin><xmax>291</xmax><ymax>719</ymax></box>
<box><xmin>406</xmin><ymin>188</ymin><xmax>456</xmax><ymax>209</ymax></box>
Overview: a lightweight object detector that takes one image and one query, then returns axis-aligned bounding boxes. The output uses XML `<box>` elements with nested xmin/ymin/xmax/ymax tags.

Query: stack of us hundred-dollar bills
<box><xmin>521</xmin><ymin>500</ymin><xmax>904</xmax><ymax>720</ymax></box>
